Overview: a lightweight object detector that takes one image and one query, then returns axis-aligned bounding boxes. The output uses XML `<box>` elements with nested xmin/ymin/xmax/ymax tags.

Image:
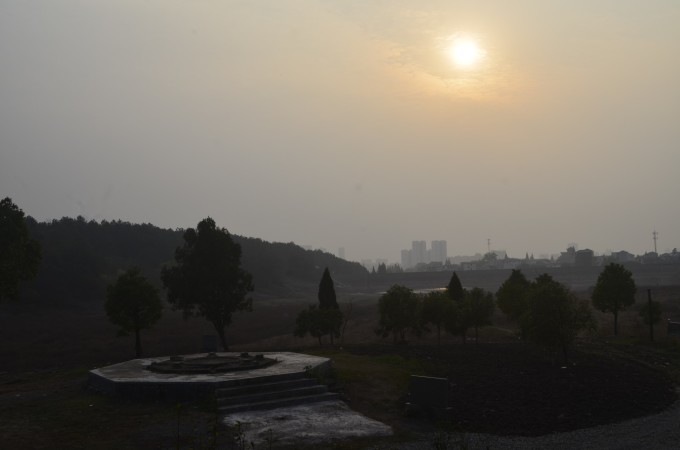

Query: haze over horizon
<box><xmin>2</xmin><ymin>1</ymin><xmax>678</xmax><ymax>264</ymax></box>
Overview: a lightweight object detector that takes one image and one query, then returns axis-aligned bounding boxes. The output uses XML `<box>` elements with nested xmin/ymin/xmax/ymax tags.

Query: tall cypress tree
<box><xmin>446</xmin><ymin>271</ymin><xmax>465</xmax><ymax>302</ymax></box>
<box><xmin>318</xmin><ymin>267</ymin><xmax>338</xmax><ymax>309</ymax></box>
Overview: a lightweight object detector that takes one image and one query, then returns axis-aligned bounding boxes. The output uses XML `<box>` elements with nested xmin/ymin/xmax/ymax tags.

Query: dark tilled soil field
<box><xmin>345</xmin><ymin>342</ymin><xmax>678</xmax><ymax>436</ymax></box>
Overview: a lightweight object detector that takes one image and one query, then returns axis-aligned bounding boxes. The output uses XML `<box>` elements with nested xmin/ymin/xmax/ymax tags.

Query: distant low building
<box><xmin>609</xmin><ymin>250</ymin><xmax>635</xmax><ymax>263</ymax></box>
<box><xmin>557</xmin><ymin>247</ymin><xmax>576</xmax><ymax>266</ymax></box>
<box><xmin>575</xmin><ymin>249</ymin><xmax>594</xmax><ymax>267</ymax></box>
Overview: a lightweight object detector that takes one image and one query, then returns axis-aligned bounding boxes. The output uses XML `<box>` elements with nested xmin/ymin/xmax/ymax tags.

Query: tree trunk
<box><xmin>214</xmin><ymin>323</ymin><xmax>228</xmax><ymax>351</ymax></box>
<box><xmin>135</xmin><ymin>328</ymin><xmax>142</xmax><ymax>358</ymax></box>
<box><xmin>613</xmin><ymin>311</ymin><xmax>618</xmax><ymax>336</ymax></box>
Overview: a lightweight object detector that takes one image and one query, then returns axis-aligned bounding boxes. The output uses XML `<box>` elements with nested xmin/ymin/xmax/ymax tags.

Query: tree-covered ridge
<box><xmin>22</xmin><ymin>216</ymin><xmax>367</xmax><ymax>304</ymax></box>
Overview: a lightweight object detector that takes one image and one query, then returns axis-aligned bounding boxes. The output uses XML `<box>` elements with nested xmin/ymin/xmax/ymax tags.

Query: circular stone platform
<box><xmin>147</xmin><ymin>352</ymin><xmax>277</xmax><ymax>374</ymax></box>
<box><xmin>88</xmin><ymin>352</ymin><xmax>331</xmax><ymax>401</ymax></box>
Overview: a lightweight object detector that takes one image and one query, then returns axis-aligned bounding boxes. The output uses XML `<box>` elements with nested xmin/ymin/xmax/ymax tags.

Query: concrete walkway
<box><xmin>224</xmin><ymin>400</ymin><xmax>393</xmax><ymax>447</ymax></box>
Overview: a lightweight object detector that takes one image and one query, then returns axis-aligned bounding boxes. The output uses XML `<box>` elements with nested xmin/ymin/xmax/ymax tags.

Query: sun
<box><xmin>447</xmin><ymin>36</ymin><xmax>485</xmax><ymax>69</ymax></box>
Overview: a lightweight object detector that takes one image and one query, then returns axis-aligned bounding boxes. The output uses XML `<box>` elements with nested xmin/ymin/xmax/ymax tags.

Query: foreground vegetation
<box><xmin>2</xmin><ymin>335</ymin><xmax>679</xmax><ymax>449</ymax></box>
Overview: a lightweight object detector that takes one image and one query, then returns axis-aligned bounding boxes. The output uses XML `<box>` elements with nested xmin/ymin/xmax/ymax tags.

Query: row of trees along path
<box><xmin>375</xmin><ymin>263</ymin><xmax>646</xmax><ymax>365</ymax></box>
<box><xmin>376</xmin><ymin>273</ymin><xmax>495</xmax><ymax>346</ymax></box>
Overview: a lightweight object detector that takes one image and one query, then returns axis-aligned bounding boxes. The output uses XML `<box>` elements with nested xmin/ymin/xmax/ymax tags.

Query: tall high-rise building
<box><xmin>337</xmin><ymin>247</ymin><xmax>345</xmax><ymax>259</ymax></box>
<box><xmin>431</xmin><ymin>240</ymin><xmax>447</xmax><ymax>263</ymax></box>
<box><xmin>411</xmin><ymin>240</ymin><xmax>426</xmax><ymax>266</ymax></box>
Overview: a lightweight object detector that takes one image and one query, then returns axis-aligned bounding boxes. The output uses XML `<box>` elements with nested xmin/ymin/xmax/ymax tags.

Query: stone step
<box><xmin>219</xmin><ymin>392</ymin><xmax>342</xmax><ymax>415</ymax></box>
<box><xmin>216</xmin><ymin>378</ymin><xmax>316</xmax><ymax>398</ymax></box>
<box><xmin>215</xmin><ymin>371</ymin><xmax>307</xmax><ymax>388</ymax></box>
<box><xmin>217</xmin><ymin>384</ymin><xmax>329</xmax><ymax>407</ymax></box>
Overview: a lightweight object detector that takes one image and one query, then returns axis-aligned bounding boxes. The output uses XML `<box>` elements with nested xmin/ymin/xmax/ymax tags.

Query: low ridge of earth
<box><xmin>342</xmin><ymin>341</ymin><xmax>677</xmax><ymax>437</ymax></box>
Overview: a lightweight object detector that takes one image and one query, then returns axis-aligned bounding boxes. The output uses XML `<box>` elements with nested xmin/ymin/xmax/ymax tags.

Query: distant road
<box><xmin>335</xmin><ymin>264</ymin><xmax>680</xmax><ymax>294</ymax></box>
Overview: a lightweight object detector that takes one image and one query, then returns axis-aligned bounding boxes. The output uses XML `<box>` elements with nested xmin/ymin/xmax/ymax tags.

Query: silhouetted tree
<box><xmin>496</xmin><ymin>269</ymin><xmax>532</xmax><ymax>335</ymax></box>
<box><xmin>161</xmin><ymin>218</ymin><xmax>254</xmax><ymax>350</ymax></box>
<box><xmin>340</xmin><ymin>299</ymin><xmax>353</xmax><ymax>345</ymax></box>
<box><xmin>376</xmin><ymin>284</ymin><xmax>420</xmax><ymax>344</ymax></box>
<box><xmin>295</xmin><ymin>267</ymin><xmax>343</xmax><ymax>345</ymax></box>
<box><xmin>525</xmin><ymin>274</ymin><xmax>594</xmax><ymax>364</ymax></box>
<box><xmin>421</xmin><ymin>291</ymin><xmax>455</xmax><ymax>345</ymax></box>
<box><xmin>592</xmin><ymin>263</ymin><xmax>636</xmax><ymax>336</ymax></box>
<box><xmin>446</xmin><ymin>272</ymin><xmax>465</xmax><ymax>302</ymax></box>
<box><xmin>441</xmin><ymin>299</ymin><xmax>464</xmax><ymax>342</ymax></box>
<box><xmin>105</xmin><ymin>268</ymin><xmax>162</xmax><ymax>357</ymax></box>
<box><xmin>0</xmin><ymin>198</ymin><xmax>41</xmax><ymax>302</ymax></box>
<box><xmin>639</xmin><ymin>290</ymin><xmax>662</xmax><ymax>343</ymax></box>
<box><xmin>387</xmin><ymin>263</ymin><xmax>403</xmax><ymax>273</ymax></box>
<box><xmin>318</xmin><ymin>267</ymin><xmax>338</xmax><ymax>309</ymax></box>
<box><xmin>294</xmin><ymin>305</ymin><xmax>323</xmax><ymax>345</ymax></box>
<box><xmin>294</xmin><ymin>305</ymin><xmax>342</xmax><ymax>346</ymax></box>
<box><xmin>467</xmin><ymin>287</ymin><xmax>495</xmax><ymax>343</ymax></box>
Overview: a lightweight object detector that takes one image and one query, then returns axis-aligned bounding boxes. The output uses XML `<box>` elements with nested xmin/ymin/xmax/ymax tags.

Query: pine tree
<box><xmin>318</xmin><ymin>267</ymin><xmax>338</xmax><ymax>309</ymax></box>
<box><xmin>446</xmin><ymin>272</ymin><xmax>465</xmax><ymax>302</ymax></box>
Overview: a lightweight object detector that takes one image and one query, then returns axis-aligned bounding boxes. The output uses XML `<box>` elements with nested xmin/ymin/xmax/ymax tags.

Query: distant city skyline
<box><xmin>2</xmin><ymin>1</ymin><xmax>678</xmax><ymax>268</ymax></box>
<box><xmin>326</xmin><ymin>234</ymin><xmax>669</xmax><ymax>267</ymax></box>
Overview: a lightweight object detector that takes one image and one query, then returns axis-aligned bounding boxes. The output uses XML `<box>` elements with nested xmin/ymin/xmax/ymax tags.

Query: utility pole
<box><xmin>653</xmin><ymin>230</ymin><xmax>658</xmax><ymax>254</ymax></box>
<box><xmin>648</xmin><ymin>289</ymin><xmax>654</xmax><ymax>343</ymax></box>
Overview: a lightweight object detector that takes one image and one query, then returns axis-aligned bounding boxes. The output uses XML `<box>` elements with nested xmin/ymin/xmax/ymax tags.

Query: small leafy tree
<box><xmin>376</xmin><ymin>284</ymin><xmax>420</xmax><ymax>344</ymax></box>
<box><xmin>294</xmin><ymin>305</ymin><xmax>322</xmax><ymax>344</ymax></box>
<box><xmin>340</xmin><ymin>299</ymin><xmax>353</xmax><ymax>345</ymax></box>
<box><xmin>467</xmin><ymin>287</ymin><xmax>495</xmax><ymax>343</ymax></box>
<box><xmin>639</xmin><ymin>291</ymin><xmax>662</xmax><ymax>342</ymax></box>
<box><xmin>294</xmin><ymin>268</ymin><xmax>343</xmax><ymax>345</ymax></box>
<box><xmin>421</xmin><ymin>291</ymin><xmax>454</xmax><ymax>345</ymax></box>
<box><xmin>444</xmin><ymin>298</ymin><xmax>468</xmax><ymax>344</ymax></box>
<box><xmin>0</xmin><ymin>197</ymin><xmax>41</xmax><ymax>302</ymax></box>
<box><xmin>525</xmin><ymin>274</ymin><xmax>595</xmax><ymax>364</ymax></box>
<box><xmin>161</xmin><ymin>218</ymin><xmax>254</xmax><ymax>351</ymax></box>
<box><xmin>496</xmin><ymin>269</ymin><xmax>531</xmax><ymax>334</ymax></box>
<box><xmin>592</xmin><ymin>263</ymin><xmax>636</xmax><ymax>336</ymax></box>
<box><xmin>105</xmin><ymin>268</ymin><xmax>162</xmax><ymax>357</ymax></box>
<box><xmin>294</xmin><ymin>305</ymin><xmax>342</xmax><ymax>346</ymax></box>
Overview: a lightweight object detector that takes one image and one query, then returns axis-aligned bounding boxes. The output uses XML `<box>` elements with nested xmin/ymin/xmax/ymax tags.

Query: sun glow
<box><xmin>447</xmin><ymin>36</ymin><xmax>485</xmax><ymax>69</ymax></box>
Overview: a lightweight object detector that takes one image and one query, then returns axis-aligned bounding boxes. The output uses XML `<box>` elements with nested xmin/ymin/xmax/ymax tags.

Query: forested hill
<box><xmin>21</xmin><ymin>216</ymin><xmax>367</xmax><ymax>305</ymax></box>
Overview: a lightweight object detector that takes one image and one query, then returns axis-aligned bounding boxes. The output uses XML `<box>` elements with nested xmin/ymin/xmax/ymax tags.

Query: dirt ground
<box><xmin>342</xmin><ymin>342</ymin><xmax>678</xmax><ymax>437</ymax></box>
<box><xmin>2</xmin><ymin>287</ymin><xmax>680</xmax><ymax>447</ymax></box>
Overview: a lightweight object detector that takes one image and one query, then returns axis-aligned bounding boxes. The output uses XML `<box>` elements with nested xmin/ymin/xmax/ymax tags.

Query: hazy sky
<box><xmin>2</xmin><ymin>1</ymin><xmax>679</xmax><ymax>263</ymax></box>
